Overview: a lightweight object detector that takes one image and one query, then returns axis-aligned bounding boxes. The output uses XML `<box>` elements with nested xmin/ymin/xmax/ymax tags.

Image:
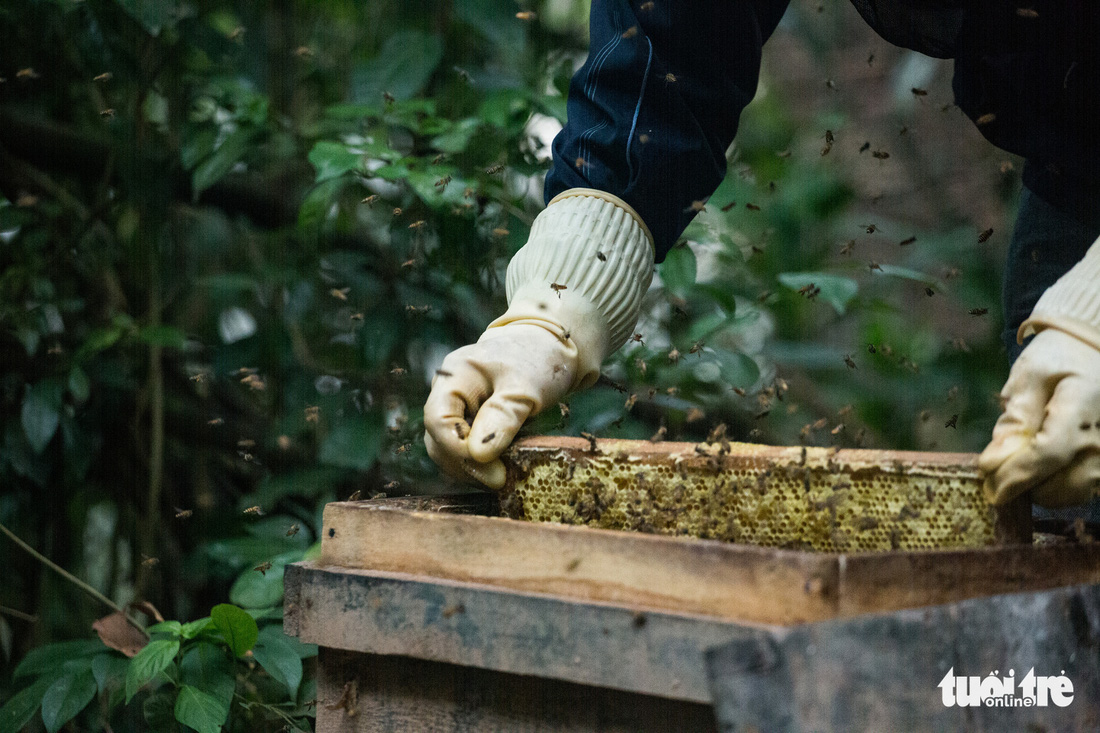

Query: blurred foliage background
<box><xmin>0</xmin><ymin>0</ymin><xmax>1016</xmax><ymax>730</ymax></box>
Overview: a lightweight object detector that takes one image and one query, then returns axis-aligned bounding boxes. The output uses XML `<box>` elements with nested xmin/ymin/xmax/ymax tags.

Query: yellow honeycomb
<box><xmin>500</xmin><ymin>439</ymin><xmax>1002</xmax><ymax>552</ymax></box>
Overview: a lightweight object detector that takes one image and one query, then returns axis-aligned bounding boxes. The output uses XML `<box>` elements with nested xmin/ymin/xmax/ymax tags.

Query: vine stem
<box><xmin>0</xmin><ymin>521</ymin><xmax>126</xmax><ymax>618</ymax></box>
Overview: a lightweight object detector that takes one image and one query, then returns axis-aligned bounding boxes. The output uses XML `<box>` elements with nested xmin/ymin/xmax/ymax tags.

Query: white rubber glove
<box><xmin>979</xmin><ymin>235</ymin><xmax>1100</xmax><ymax>507</ymax></box>
<box><xmin>424</xmin><ymin>188</ymin><xmax>654</xmax><ymax>488</ymax></box>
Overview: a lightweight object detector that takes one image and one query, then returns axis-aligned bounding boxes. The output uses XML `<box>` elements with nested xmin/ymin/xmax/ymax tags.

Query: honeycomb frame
<box><xmin>500</xmin><ymin>436</ymin><xmax>1027</xmax><ymax>552</ymax></box>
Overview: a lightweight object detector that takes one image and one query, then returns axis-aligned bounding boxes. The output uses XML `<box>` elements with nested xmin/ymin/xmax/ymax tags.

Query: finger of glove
<box><xmin>982</xmin><ymin>377</ymin><xmax>1091</xmax><ymax>504</ymax></box>
<box><xmin>1030</xmin><ymin>451</ymin><xmax>1100</xmax><ymax>508</ymax></box>
<box><xmin>977</xmin><ymin>371</ymin><xmax>1057</xmax><ymax>477</ymax></box>
<box><xmin>467</xmin><ymin>388</ymin><xmax>538</xmax><ymax>464</ymax></box>
<box><xmin>423</xmin><ymin>355</ymin><xmax>490</xmax><ymax>461</ymax></box>
<box><xmin>424</xmin><ymin>429</ymin><xmax>507</xmax><ymax>489</ymax></box>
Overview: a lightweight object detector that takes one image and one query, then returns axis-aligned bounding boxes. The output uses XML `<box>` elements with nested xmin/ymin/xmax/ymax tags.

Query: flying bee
<box><xmin>330</xmin><ymin>287</ymin><xmax>349</xmax><ymax>301</ymax></box>
<box><xmin>621</xmin><ymin>25</ymin><xmax>639</xmax><ymax>39</ymax></box>
<box><xmin>485</xmin><ymin>164</ymin><xmax>505</xmax><ymax>175</ymax></box>
<box><xmin>392</xmin><ymin>207</ymin><xmax>403</xmax><ymax>216</ymax></box>
<box><xmin>1017</xmin><ymin>7</ymin><xmax>1039</xmax><ymax>17</ymax></box>
<box><xmin>401</xmin><ymin>258</ymin><xmax>418</xmax><ymax>268</ymax></box>
<box><xmin>838</xmin><ymin>404</ymin><xmax>853</xmax><ymax>417</ymax></box>
<box><xmin>94</xmin><ymin>72</ymin><xmax>112</xmax><ymax>82</ymax></box>
<box><xmin>175</xmin><ymin>508</ymin><xmax>193</xmax><ymax>519</ymax></box>
<box><xmin>382</xmin><ymin>91</ymin><xmax>395</xmax><ymax>103</ymax></box>
<box><xmin>304</xmin><ymin>406</ymin><xmax>320</xmax><ymax>423</ymax></box>
<box><xmin>550</xmin><ymin>282</ymin><xmax>568</xmax><ymax>298</ymax></box>
<box><xmin>867</xmin><ymin>52</ymin><xmax>875</xmax><ymax>66</ymax></box>
<box><xmin>975</xmin><ymin>113</ymin><xmax>996</xmax><ymax>126</ymax></box>
<box><xmin>745</xmin><ymin>203</ymin><xmax>761</xmax><ymax>211</ymax></box>
<box><xmin>969</xmin><ymin>307</ymin><xmax>989</xmax><ymax>316</ymax></box>
<box><xmin>361</xmin><ymin>195</ymin><xmax>378</xmax><ymax>206</ymax></box>
<box><xmin>825</xmin><ymin>130</ymin><xmax>835</xmax><ymax>145</ymax></box>
<box><xmin>685</xmin><ymin>199</ymin><xmax>706</xmax><ymax>213</ymax></box>
<box><xmin>686</xmin><ymin>407</ymin><xmax>704</xmax><ymax>423</ymax></box>
<box><xmin>945</xmin><ymin>414</ymin><xmax>959</xmax><ymax>429</ymax></box>
<box><xmin>667</xmin><ymin>348</ymin><xmax>680</xmax><ymax>363</ymax></box>
<box><xmin>99</xmin><ymin>108</ymin><xmax>115</xmax><ymax>118</ymax></box>
<box><xmin>863</xmin><ymin>223</ymin><xmax>877</xmax><ymax>234</ymax></box>
<box><xmin>649</xmin><ymin>426</ymin><xmax>667</xmax><ymax>443</ymax></box>
<box><xmin>812</xmin><ymin>418</ymin><xmax>828</xmax><ymax>430</ymax></box>
<box><xmin>797</xmin><ymin>283</ymin><xmax>821</xmax><ymax>299</ymax></box>
<box><xmin>925</xmin><ymin>287</ymin><xmax>935</xmax><ymax>297</ymax></box>
<box><xmin>286</xmin><ymin>524</ymin><xmax>300</xmax><ymax>537</ymax></box>
<box><xmin>689</xmin><ymin>340</ymin><xmax>705</xmax><ymax>355</ymax></box>
<box><xmin>254</xmin><ymin>562</ymin><xmax>273</xmax><ymax>576</ymax></box>
<box><xmin>977</xmin><ymin>228</ymin><xmax>994</xmax><ymax>243</ymax></box>
<box><xmin>435</xmin><ymin>369</ymin><xmax>453</xmax><ymax>378</ymax></box>
<box><xmin>16</xmin><ymin>68</ymin><xmax>39</xmax><ymax>79</ymax></box>
<box><xmin>406</xmin><ymin>305</ymin><xmax>431</xmax><ymax>314</ymax></box>
<box><xmin>899</xmin><ymin>236</ymin><xmax>916</xmax><ymax>246</ymax></box>
<box><xmin>831</xmin><ymin>423</ymin><xmax>845</xmax><ymax>435</ymax></box>
<box><xmin>920</xmin><ymin>409</ymin><xmax>932</xmax><ymax>422</ymax></box>
<box><xmin>624</xmin><ymin>393</ymin><xmax>638</xmax><ymax>410</ymax></box>
<box><xmin>664</xmin><ymin>72</ymin><xmax>678</xmax><ymax>84</ymax></box>
<box><xmin>844</xmin><ymin>354</ymin><xmax>857</xmax><ymax>370</ymax></box>
<box><xmin>872</xmin><ymin>150</ymin><xmax>890</xmax><ymax>159</ymax></box>
<box><xmin>840</xmin><ymin>240</ymin><xmax>855</xmax><ymax>256</ymax></box>
<box><xmin>515</xmin><ymin>10</ymin><xmax>537</xmax><ymax>20</ymax></box>
<box><xmin>383</xmin><ymin>481</ymin><xmax>400</xmax><ymax>492</ymax></box>
<box><xmin>732</xmin><ymin>386</ymin><xmax>746</xmax><ymax>397</ymax></box>
<box><xmin>666</xmin><ymin>386</ymin><xmax>679</xmax><ymax>396</ymax></box>
<box><xmin>394</xmin><ymin>443</ymin><xmax>412</xmax><ymax>454</ymax></box>
<box><xmin>558</xmin><ymin>402</ymin><xmax>570</xmax><ymax>419</ymax></box>
<box><xmin>630</xmin><ymin>332</ymin><xmax>645</xmax><ymax>346</ymax></box>
<box><xmin>911</xmin><ymin>87</ymin><xmax>928</xmax><ymax>96</ymax></box>
<box><xmin>868</xmin><ymin>261</ymin><xmax>882</xmax><ymax>272</ymax></box>
<box><xmin>348</xmin><ymin>490</ymin><xmax>362</xmax><ymax>501</ymax></box>
<box><xmin>244</xmin><ymin>505</ymin><xmax>265</xmax><ymax>516</ymax></box>
<box><xmin>640</xmin><ymin>1</ymin><xmax>655</xmax><ymax>10</ymax></box>
<box><xmin>434</xmin><ymin>176</ymin><xmax>451</xmax><ymax>190</ymax></box>
<box><xmin>141</xmin><ymin>555</ymin><xmax>159</xmax><ymax>568</ymax></box>
<box><xmin>574</xmin><ymin>157</ymin><xmax>590</xmax><ymax>169</ymax></box>
<box><xmin>491</xmin><ymin>227</ymin><xmax>509</xmax><ymax>238</ymax></box>
<box><xmin>859</xmin><ymin>141</ymin><xmax>870</xmax><ymax>153</ymax></box>
<box><xmin>867</xmin><ymin>343</ymin><xmax>877</xmax><ymax>354</ymax></box>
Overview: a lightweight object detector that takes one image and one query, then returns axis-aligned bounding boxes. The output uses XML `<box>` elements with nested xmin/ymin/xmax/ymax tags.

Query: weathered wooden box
<box><xmin>284</xmin><ymin>439</ymin><xmax>1100</xmax><ymax>732</ymax></box>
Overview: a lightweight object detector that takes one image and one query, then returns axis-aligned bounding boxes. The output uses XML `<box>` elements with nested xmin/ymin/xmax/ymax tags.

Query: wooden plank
<box><xmin>318</xmin><ymin>500</ymin><xmax>1100</xmax><ymax>625</ymax></box>
<box><xmin>706</xmin><ymin>582</ymin><xmax>1100</xmax><ymax>732</ymax></box>
<box><xmin>319</xmin><ymin>502</ymin><xmax>839</xmax><ymax>625</ymax></box>
<box><xmin>285</xmin><ymin>562</ymin><xmax>766</xmax><ymax>704</ymax></box>
<box><xmin>315</xmin><ymin>649</ymin><xmax>717</xmax><ymax>733</ymax></box>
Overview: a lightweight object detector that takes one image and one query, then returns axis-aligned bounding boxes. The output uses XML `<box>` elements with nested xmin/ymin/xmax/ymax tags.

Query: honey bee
<box><xmin>330</xmin><ymin>287</ymin><xmax>350</xmax><ymax>301</ymax></box>
<box><xmin>664</xmin><ymin>72</ymin><xmax>678</xmax><ymax>84</ymax></box>
<box><xmin>969</xmin><ymin>307</ymin><xmax>989</xmax><ymax>316</ymax></box>
<box><xmin>453</xmin><ymin>421</ymin><xmax>468</xmax><ymax>439</ymax></box>
<box><xmin>485</xmin><ymin>164</ymin><xmax>505</xmax><ymax>175</ymax></box>
<box><xmin>685</xmin><ymin>199</ymin><xmax>706</xmax><ymax>213</ymax></box>
<box><xmin>667</xmin><ymin>348</ymin><xmax>681</xmax><ymax>363</ymax></box>
<box><xmin>812</xmin><ymin>418</ymin><xmax>828</xmax><ymax>431</ymax></box>
<box><xmin>640</xmin><ymin>1</ymin><xmax>655</xmax><ymax>10</ymax></box>
<box><xmin>244</xmin><ymin>505</ymin><xmax>265</xmax><ymax>516</ymax></box>
<box><xmin>16</xmin><ymin>68</ymin><xmax>39</xmax><ymax>79</ymax></box>
<box><xmin>1016</xmin><ymin>7</ymin><xmax>1039</xmax><ymax>18</ymax></box>
<box><xmin>944</xmin><ymin>414</ymin><xmax>959</xmax><ymax>429</ymax></box>
<box><xmin>838</xmin><ymin>404</ymin><xmax>853</xmax><ymax>417</ymax></box>
<box><xmin>977</xmin><ymin>227</ymin><xmax>994</xmax><ymax>243</ymax></box>
<box><xmin>831</xmin><ymin>423</ymin><xmax>845</xmax><ymax>435</ymax></box>
<box><xmin>797</xmin><ymin>283</ymin><xmax>821</xmax><ymax>299</ymax></box>
<box><xmin>99</xmin><ymin>108</ymin><xmax>115</xmax><ymax>118</ymax></box>
<box><xmin>911</xmin><ymin>87</ymin><xmax>928</xmax><ymax>96</ymax></box>
<box><xmin>621</xmin><ymin>26</ymin><xmax>639</xmax><ymax>39</ymax></box>
<box><xmin>844</xmin><ymin>354</ymin><xmax>857</xmax><ymax>370</ymax></box>
<box><xmin>515</xmin><ymin>10</ymin><xmax>537</xmax><ymax>20</ymax></box>
<box><xmin>596</xmin><ymin>251</ymin><xmax>607</xmax><ymax>261</ymax></box>
<box><xmin>685</xmin><ymin>407</ymin><xmax>704</xmax><ymax>423</ymax></box>
<box><xmin>240</xmin><ymin>374</ymin><xmax>265</xmax><ymax>390</ymax></box>
<box><xmin>254</xmin><ymin>562</ymin><xmax>273</xmax><ymax>576</ymax></box>
<box><xmin>925</xmin><ymin>287</ymin><xmax>935</xmax><ymax>297</ymax></box>
<box><xmin>492</xmin><ymin>227</ymin><xmax>509</xmax><ymax>238</ymax></box>
<box><xmin>689</xmin><ymin>340</ymin><xmax>705</xmax><ymax>356</ymax></box>
<box><xmin>867</xmin><ymin>343</ymin><xmax>877</xmax><ymax>354</ymax></box>
<box><xmin>383</xmin><ymin>481</ymin><xmax>400</xmax><ymax>491</ymax></box>
<box><xmin>859</xmin><ymin>141</ymin><xmax>870</xmax><ymax>153</ymax></box>
<box><xmin>580</xmin><ymin>431</ymin><xmax>599</xmax><ymax>452</ymax></box>
<box><xmin>208</xmin><ymin>417</ymin><xmax>224</xmax><ymax>426</ymax></box>
<box><xmin>361</xmin><ymin>195</ymin><xmax>378</xmax><ymax>206</ymax></box>
<box><xmin>434</xmin><ymin>176</ymin><xmax>451</xmax><ymax>189</ymax></box>
<box><xmin>899</xmin><ymin>236</ymin><xmax>916</xmax><ymax>246</ymax></box>
<box><xmin>574</xmin><ymin>157</ymin><xmax>590</xmax><ymax>169</ymax></box>
<box><xmin>550</xmin><ymin>282</ymin><xmax>568</xmax><ymax>297</ymax></box>
<box><xmin>975</xmin><ymin>113</ymin><xmax>996</xmax><ymax>126</ymax></box>
<box><xmin>175</xmin><ymin>508</ymin><xmax>193</xmax><ymax>519</ymax></box>
<box><xmin>392</xmin><ymin>207</ymin><xmax>403</xmax><ymax>216</ymax></box>
<box><xmin>304</xmin><ymin>405</ymin><xmax>320</xmax><ymax>423</ymax></box>
<box><xmin>868</xmin><ymin>261</ymin><xmax>882</xmax><ymax>272</ymax></box>
<box><xmin>348</xmin><ymin>490</ymin><xmax>362</xmax><ymax>501</ymax></box>
<box><xmin>390</xmin><ymin>366</ymin><xmax>406</xmax><ymax>376</ymax></box>
<box><xmin>94</xmin><ymin>72</ymin><xmax>112</xmax><ymax>82</ymax></box>
<box><xmin>649</xmin><ymin>426</ymin><xmax>667</xmax><ymax>442</ymax></box>
<box><xmin>745</xmin><ymin>203</ymin><xmax>761</xmax><ymax>211</ymax></box>
<box><xmin>141</xmin><ymin>555</ymin><xmax>159</xmax><ymax>568</ymax></box>
<box><xmin>286</xmin><ymin>524</ymin><xmax>300</xmax><ymax>537</ymax></box>
<box><xmin>394</xmin><ymin>443</ymin><xmax>412</xmax><ymax>454</ymax></box>
<box><xmin>872</xmin><ymin>150</ymin><xmax>890</xmax><ymax>160</ymax></box>
<box><xmin>840</xmin><ymin>240</ymin><xmax>855</xmax><ymax>256</ymax></box>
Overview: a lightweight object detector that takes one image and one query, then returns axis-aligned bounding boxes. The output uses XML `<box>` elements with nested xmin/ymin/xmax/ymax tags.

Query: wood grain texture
<box><xmin>316</xmin><ymin>649</ymin><xmax>717</xmax><ymax>733</ymax></box>
<box><xmin>317</xmin><ymin>500</ymin><xmax>1100</xmax><ymax>625</ymax></box>
<box><xmin>285</xmin><ymin>562</ymin><xmax>766</xmax><ymax>704</ymax></box>
<box><xmin>707</xmin><ymin>582</ymin><xmax>1100</xmax><ymax>732</ymax></box>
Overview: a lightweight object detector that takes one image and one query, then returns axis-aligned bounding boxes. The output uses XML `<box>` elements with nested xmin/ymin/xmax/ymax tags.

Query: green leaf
<box><xmin>114</xmin><ymin>0</ymin><xmax>183</xmax><ymax>35</ymax></box>
<box><xmin>252</xmin><ymin>626</ymin><xmax>303</xmax><ymax>699</ymax></box>
<box><xmin>210</xmin><ymin>604</ymin><xmax>258</xmax><ymax>657</ymax></box>
<box><xmin>298</xmin><ymin>178</ymin><xmax>347</xmax><ymax>232</ymax></box>
<box><xmin>229</xmin><ymin>550</ymin><xmax>302</xmax><ymax>609</ymax></box>
<box><xmin>22</xmin><ymin>382</ymin><xmax>61</xmax><ymax>454</ymax></box>
<box><xmin>77</xmin><ymin>325</ymin><xmax>123</xmax><ymax>357</ymax></box>
<box><xmin>14</xmin><ymin>640</ymin><xmax>106</xmax><ymax>678</ymax></box>
<box><xmin>353</xmin><ymin>30</ymin><xmax>443</xmax><ymax>103</ymax></box>
<box><xmin>0</xmin><ymin>676</ymin><xmax>54</xmax><ymax>731</ymax></box>
<box><xmin>319</xmin><ymin>413</ymin><xmax>384</xmax><ymax>471</ymax></box>
<box><xmin>777</xmin><ymin>272</ymin><xmax>859</xmax><ymax>315</ymax></box>
<box><xmin>192</xmin><ymin>127</ymin><xmax>254</xmax><ymax>199</ymax></box>
<box><xmin>307</xmin><ymin>141</ymin><xmax>362</xmax><ymax>183</ymax></box>
<box><xmin>91</xmin><ymin>653</ymin><xmax>129</xmax><ymax>695</ymax></box>
<box><xmin>143</xmin><ymin>689</ymin><xmax>176</xmax><ymax>729</ymax></box>
<box><xmin>181</xmin><ymin>617</ymin><xmax>213</xmax><ymax>639</ymax></box>
<box><xmin>660</xmin><ymin>245</ymin><xmax>697</xmax><ymax>299</ymax></box>
<box><xmin>68</xmin><ymin>366</ymin><xmax>90</xmax><ymax>403</ymax></box>
<box><xmin>136</xmin><ymin>325</ymin><xmax>187</xmax><ymax>349</ymax></box>
<box><xmin>179</xmin><ymin>642</ymin><xmax>235</xmax><ymax>707</ymax></box>
<box><xmin>146</xmin><ymin>620</ymin><xmax>183</xmax><ymax>636</ymax></box>
<box><xmin>430</xmin><ymin>117</ymin><xmax>481</xmax><ymax>154</ymax></box>
<box><xmin>125</xmin><ymin>639</ymin><xmax>179</xmax><ymax>702</ymax></box>
<box><xmin>41</xmin><ymin>670</ymin><xmax>97</xmax><ymax>733</ymax></box>
<box><xmin>174</xmin><ymin>685</ymin><xmax>230</xmax><ymax>733</ymax></box>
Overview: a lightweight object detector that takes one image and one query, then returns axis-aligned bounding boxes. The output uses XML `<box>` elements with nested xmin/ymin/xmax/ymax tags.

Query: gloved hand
<box><xmin>424</xmin><ymin>189</ymin><xmax>654</xmax><ymax>488</ymax></box>
<box><xmin>980</xmin><ymin>235</ymin><xmax>1100</xmax><ymax>507</ymax></box>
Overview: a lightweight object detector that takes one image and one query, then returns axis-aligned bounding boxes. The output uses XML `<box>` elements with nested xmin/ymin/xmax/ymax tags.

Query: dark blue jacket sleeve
<box><xmin>545</xmin><ymin>0</ymin><xmax>790</xmax><ymax>261</ymax></box>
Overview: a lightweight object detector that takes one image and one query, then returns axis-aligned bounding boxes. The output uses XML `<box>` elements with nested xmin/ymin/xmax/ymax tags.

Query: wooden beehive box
<box><xmin>284</xmin><ymin>438</ymin><xmax>1100</xmax><ymax>732</ymax></box>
